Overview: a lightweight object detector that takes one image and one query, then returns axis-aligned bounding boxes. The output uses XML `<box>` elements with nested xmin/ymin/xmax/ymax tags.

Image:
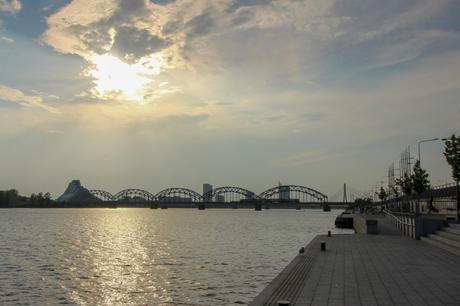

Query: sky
<box><xmin>0</xmin><ymin>0</ymin><xmax>459</xmax><ymax>199</ymax></box>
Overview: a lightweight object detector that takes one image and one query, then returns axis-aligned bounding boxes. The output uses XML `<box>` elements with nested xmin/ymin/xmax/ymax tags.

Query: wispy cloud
<box><xmin>31</xmin><ymin>89</ymin><xmax>60</xmax><ymax>100</ymax></box>
<box><xmin>363</xmin><ymin>30</ymin><xmax>459</xmax><ymax>69</ymax></box>
<box><xmin>0</xmin><ymin>35</ymin><xmax>14</xmax><ymax>43</ymax></box>
<box><xmin>0</xmin><ymin>85</ymin><xmax>60</xmax><ymax>113</ymax></box>
<box><xmin>0</xmin><ymin>0</ymin><xmax>21</xmax><ymax>14</ymax></box>
<box><xmin>272</xmin><ymin>150</ymin><xmax>342</xmax><ymax>167</ymax></box>
<box><xmin>355</xmin><ymin>0</ymin><xmax>453</xmax><ymax>42</ymax></box>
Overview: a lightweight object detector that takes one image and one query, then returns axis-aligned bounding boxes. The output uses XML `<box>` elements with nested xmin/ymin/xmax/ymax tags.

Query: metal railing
<box><xmin>430</xmin><ymin>182</ymin><xmax>456</xmax><ymax>190</ymax></box>
<box><xmin>383</xmin><ymin>209</ymin><xmax>420</xmax><ymax>239</ymax></box>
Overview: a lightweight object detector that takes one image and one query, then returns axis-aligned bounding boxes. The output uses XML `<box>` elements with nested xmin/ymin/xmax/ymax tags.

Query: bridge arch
<box><xmin>90</xmin><ymin>190</ymin><xmax>115</xmax><ymax>202</ymax></box>
<box><xmin>114</xmin><ymin>189</ymin><xmax>155</xmax><ymax>202</ymax></box>
<box><xmin>155</xmin><ymin>187</ymin><xmax>203</xmax><ymax>203</ymax></box>
<box><xmin>257</xmin><ymin>185</ymin><xmax>328</xmax><ymax>203</ymax></box>
<box><xmin>203</xmin><ymin>186</ymin><xmax>256</xmax><ymax>202</ymax></box>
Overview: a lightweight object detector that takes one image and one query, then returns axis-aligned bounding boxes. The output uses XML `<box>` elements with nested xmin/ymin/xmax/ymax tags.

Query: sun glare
<box><xmin>87</xmin><ymin>54</ymin><xmax>164</xmax><ymax>102</ymax></box>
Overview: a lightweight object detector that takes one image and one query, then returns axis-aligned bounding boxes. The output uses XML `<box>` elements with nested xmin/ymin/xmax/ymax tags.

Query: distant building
<box><xmin>279</xmin><ymin>182</ymin><xmax>290</xmax><ymax>201</ymax></box>
<box><xmin>203</xmin><ymin>183</ymin><xmax>213</xmax><ymax>201</ymax></box>
<box><xmin>57</xmin><ymin>180</ymin><xmax>99</xmax><ymax>203</ymax></box>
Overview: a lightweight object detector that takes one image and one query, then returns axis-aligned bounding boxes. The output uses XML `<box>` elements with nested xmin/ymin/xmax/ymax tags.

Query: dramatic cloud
<box><xmin>1</xmin><ymin>0</ymin><xmax>459</xmax><ymax>195</ymax></box>
<box><xmin>41</xmin><ymin>0</ymin><xmax>457</xmax><ymax>104</ymax></box>
<box><xmin>0</xmin><ymin>85</ymin><xmax>59</xmax><ymax>113</ymax></box>
<box><xmin>42</xmin><ymin>0</ymin><xmax>119</xmax><ymax>57</ymax></box>
<box><xmin>0</xmin><ymin>0</ymin><xmax>21</xmax><ymax>13</ymax></box>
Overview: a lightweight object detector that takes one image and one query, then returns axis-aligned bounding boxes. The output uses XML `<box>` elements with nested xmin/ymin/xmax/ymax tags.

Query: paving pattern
<box><xmin>251</xmin><ymin>232</ymin><xmax>460</xmax><ymax>306</ymax></box>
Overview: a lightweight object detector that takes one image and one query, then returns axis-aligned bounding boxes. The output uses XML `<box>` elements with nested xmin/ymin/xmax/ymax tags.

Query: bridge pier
<box><xmin>255</xmin><ymin>203</ymin><xmax>262</xmax><ymax>211</ymax></box>
<box><xmin>150</xmin><ymin>203</ymin><xmax>158</xmax><ymax>209</ymax></box>
<box><xmin>160</xmin><ymin>204</ymin><xmax>168</xmax><ymax>209</ymax></box>
<box><xmin>198</xmin><ymin>203</ymin><xmax>206</xmax><ymax>210</ymax></box>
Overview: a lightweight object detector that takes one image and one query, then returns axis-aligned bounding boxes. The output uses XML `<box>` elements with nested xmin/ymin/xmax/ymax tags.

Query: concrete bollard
<box><xmin>278</xmin><ymin>301</ymin><xmax>290</xmax><ymax>306</ymax></box>
<box><xmin>321</xmin><ymin>241</ymin><xmax>326</xmax><ymax>251</ymax></box>
<box><xmin>328</xmin><ymin>230</ymin><xmax>331</xmax><ymax>237</ymax></box>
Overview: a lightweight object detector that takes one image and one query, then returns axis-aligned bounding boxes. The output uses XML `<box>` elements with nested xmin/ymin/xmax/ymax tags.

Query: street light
<box><xmin>418</xmin><ymin>138</ymin><xmax>439</xmax><ymax>166</ymax></box>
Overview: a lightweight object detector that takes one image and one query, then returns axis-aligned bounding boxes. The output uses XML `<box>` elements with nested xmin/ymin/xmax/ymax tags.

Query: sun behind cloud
<box><xmin>86</xmin><ymin>53</ymin><xmax>164</xmax><ymax>103</ymax></box>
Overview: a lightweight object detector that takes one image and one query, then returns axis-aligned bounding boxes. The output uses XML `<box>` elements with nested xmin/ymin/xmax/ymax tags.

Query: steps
<box><xmin>437</xmin><ymin>230</ymin><xmax>460</xmax><ymax>243</ymax></box>
<box><xmin>421</xmin><ymin>223</ymin><xmax>460</xmax><ymax>256</ymax></box>
<box><xmin>443</xmin><ymin>225</ymin><xmax>460</xmax><ymax>235</ymax></box>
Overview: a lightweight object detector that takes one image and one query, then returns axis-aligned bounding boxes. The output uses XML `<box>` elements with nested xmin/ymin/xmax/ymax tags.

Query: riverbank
<box><xmin>251</xmin><ymin>222</ymin><xmax>460</xmax><ymax>305</ymax></box>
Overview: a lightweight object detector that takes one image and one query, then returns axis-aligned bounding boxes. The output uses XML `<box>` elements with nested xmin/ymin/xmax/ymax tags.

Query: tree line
<box><xmin>0</xmin><ymin>190</ymin><xmax>54</xmax><ymax>208</ymax></box>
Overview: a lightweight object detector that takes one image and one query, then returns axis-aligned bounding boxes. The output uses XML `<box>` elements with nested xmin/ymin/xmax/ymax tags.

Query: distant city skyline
<box><xmin>0</xmin><ymin>0</ymin><xmax>459</xmax><ymax>198</ymax></box>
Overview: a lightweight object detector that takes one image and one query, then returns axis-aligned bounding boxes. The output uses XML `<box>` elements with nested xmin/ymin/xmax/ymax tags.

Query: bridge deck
<box><xmin>251</xmin><ymin>233</ymin><xmax>460</xmax><ymax>306</ymax></box>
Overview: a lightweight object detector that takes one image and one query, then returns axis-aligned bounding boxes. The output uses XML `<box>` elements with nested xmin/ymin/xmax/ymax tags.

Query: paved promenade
<box><xmin>251</xmin><ymin>232</ymin><xmax>460</xmax><ymax>305</ymax></box>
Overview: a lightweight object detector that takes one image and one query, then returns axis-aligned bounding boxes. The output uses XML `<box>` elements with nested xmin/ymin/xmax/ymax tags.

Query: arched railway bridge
<box><xmin>90</xmin><ymin>185</ymin><xmax>330</xmax><ymax>207</ymax></box>
<box><xmin>203</xmin><ymin>186</ymin><xmax>256</xmax><ymax>203</ymax></box>
<box><xmin>114</xmin><ymin>189</ymin><xmax>156</xmax><ymax>202</ymax></box>
<box><xmin>156</xmin><ymin>187</ymin><xmax>203</xmax><ymax>203</ymax></box>
<box><xmin>257</xmin><ymin>185</ymin><xmax>328</xmax><ymax>203</ymax></box>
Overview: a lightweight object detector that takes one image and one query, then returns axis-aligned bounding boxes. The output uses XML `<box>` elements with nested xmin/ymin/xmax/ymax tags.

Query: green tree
<box><xmin>8</xmin><ymin>189</ymin><xmax>19</xmax><ymax>207</ymax></box>
<box><xmin>44</xmin><ymin>192</ymin><xmax>52</xmax><ymax>206</ymax></box>
<box><xmin>0</xmin><ymin>189</ymin><xmax>19</xmax><ymax>207</ymax></box>
<box><xmin>444</xmin><ymin>134</ymin><xmax>460</xmax><ymax>219</ymax></box>
<box><xmin>354</xmin><ymin>197</ymin><xmax>373</xmax><ymax>205</ymax></box>
<box><xmin>390</xmin><ymin>185</ymin><xmax>399</xmax><ymax>197</ymax></box>
<box><xmin>411</xmin><ymin>160</ymin><xmax>430</xmax><ymax>194</ymax></box>
<box><xmin>37</xmin><ymin>192</ymin><xmax>44</xmax><ymax>207</ymax></box>
<box><xmin>0</xmin><ymin>191</ymin><xmax>5</xmax><ymax>207</ymax></box>
<box><xmin>376</xmin><ymin>186</ymin><xmax>388</xmax><ymax>201</ymax></box>
<box><xmin>396</xmin><ymin>173</ymin><xmax>412</xmax><ymax>195</ymax></box>
<box><xmin>30</xmin><ymin>193</ymin><xmax>37</xmax><ymax>206</ymax></box>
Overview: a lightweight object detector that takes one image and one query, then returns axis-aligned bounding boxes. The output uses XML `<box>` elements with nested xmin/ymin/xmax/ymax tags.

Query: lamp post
<box><xmin>417</xmin><ymin>138</ymin><xmax>439</xmax><ymax>166</ymax></box>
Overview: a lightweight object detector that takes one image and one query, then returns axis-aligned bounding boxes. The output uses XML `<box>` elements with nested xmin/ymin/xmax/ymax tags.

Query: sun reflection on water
<box><xmin>65</xmin><ymin>209</ymin><xmax>174</xmax><ymax>305</ymax></box>
<box><xmin>0</xmin><ymin>209</ymin><xmax>346</xmax><ymax>305</ymax></box>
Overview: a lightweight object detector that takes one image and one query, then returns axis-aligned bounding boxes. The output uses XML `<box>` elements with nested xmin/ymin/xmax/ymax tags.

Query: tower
<box><xmin>203</xmin><ymin>183</ymin><xmax>213</xmax><ymax>202</ymax></box>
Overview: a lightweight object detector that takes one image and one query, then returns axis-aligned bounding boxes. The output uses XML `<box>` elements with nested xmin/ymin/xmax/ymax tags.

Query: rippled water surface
<box><xmin>0</xmin><ymin>208</ymin><xmax>347</xmax><ymax>305</ymax></box>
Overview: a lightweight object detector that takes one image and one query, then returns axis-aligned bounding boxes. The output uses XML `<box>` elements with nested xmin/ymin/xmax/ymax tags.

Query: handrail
<box><xmin>382</xmin><ymin>209</ymin><xmax>413</xmax><ymax>226</ymax></box>
<box><xmin>385</xmin><ymin>210</ymin><xmax>416</xmax><ymax>217</ymax></box>
<box><xmin>382</xmin><ymin>208</ymin><xmax>420</xmax><ymax>239</ymax></box>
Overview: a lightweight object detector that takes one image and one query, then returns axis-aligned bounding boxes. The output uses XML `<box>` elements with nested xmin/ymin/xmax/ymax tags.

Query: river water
<box><xmin>0</xmin><ymin>208</ymin><xmax>348</xmax><ymax>305</ymax></box>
